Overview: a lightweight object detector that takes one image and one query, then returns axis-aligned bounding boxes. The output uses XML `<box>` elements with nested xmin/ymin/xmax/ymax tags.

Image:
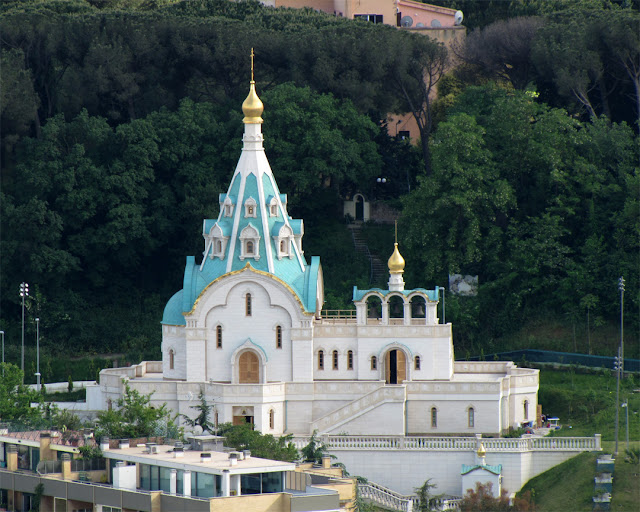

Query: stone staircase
<box><xmin>358</xmin><ymin>480</ymin><xmax>418</xmax><ymax>512</ymax></box>
<box><xmin>310</xmin><ymin>385</ymin><xmax>406</xmax><ymax>434</ymax></box>
<box><xmin>348</xmin><ymin>223</ymin><xmax>387</xmax><ymax>286</ymax></box>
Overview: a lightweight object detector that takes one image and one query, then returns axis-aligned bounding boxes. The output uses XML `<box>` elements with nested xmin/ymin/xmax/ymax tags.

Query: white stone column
<box><xmin>356</xmin><ymin>302</ymin><xmax>367</xmax><ymax>325</ymax></box>
<box><xmin>403</xmin><ymin>302</ymin><xmax>411</xmax><ymax>326</ymax></box>
<box><xmin>382</xmin><ymin>300</ymin><xmax>389</xmax><ymax>325</ymax></box>
<box><xmin>183</xmin><ymin>470</ymin><xmax>192</xmax><ymax>497</ymax></box>
<box><xmin>170</xmin><ymin>469</ymin><xmax>177</xmax><ymax>495</ymax></box>
<box><xmin>221</xmin><ymin>470</ymin><xmax>231</xmax><ymax>497</ymax></box>
<box><xmin>231</xmin><ymin>473</ymin><xmax>242</xmax><ymax>496</ymax></box>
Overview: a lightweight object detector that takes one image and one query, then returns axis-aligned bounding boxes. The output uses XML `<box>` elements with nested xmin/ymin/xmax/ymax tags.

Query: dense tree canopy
<box><xmin>401</xmin><ymin>85</ymin><xmax>639</xmax><ymax>347</ymax></box>
<box><xmin>0</xmin><ymin>0</ymin><xmax>638</xmax><ymax>359</ymax></box>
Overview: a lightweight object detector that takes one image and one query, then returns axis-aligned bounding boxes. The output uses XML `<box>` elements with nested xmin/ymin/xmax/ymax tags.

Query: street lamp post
<box><xmin>621</xmin><ymin>402</ymin><xmax>629</xmax><ymax>452</ymax></box>
<box><xmin>0</xmin><ymin>330</ymin><xmax>4</xmax><ymax>375</ymax></box>
<box><xmin>619</xmin><ymin>276</ymin><xmax>625</xmax><ymax>373</ymax></box>
<box><xmin>19</xmin><ymin>282</ymin><xmax>29</xmax><ymax>381</ymax></box>
<box><xmin>35</xmin><ymin>317</ymin><xmax>41</xmax><ymax>392</ymax></box>
<box><xmin>614</xmin><ymin>276</ymin><xmax>625</xmax><ymax>456</ymax></box>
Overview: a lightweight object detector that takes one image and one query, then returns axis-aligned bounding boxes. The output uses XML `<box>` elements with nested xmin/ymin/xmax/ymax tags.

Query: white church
<box><xmin>92</xmin><ymin>71</ymin><xmax>540</xmax><ymax>439</ymax></box>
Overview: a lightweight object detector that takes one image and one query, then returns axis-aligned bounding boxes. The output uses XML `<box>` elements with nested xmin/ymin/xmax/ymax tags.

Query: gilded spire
<box><xmin>477</xmin><ymin>443</ymin><xmax>486</xmax><ymax>458</ymax></box>
<box><xmin>242</xmin><ymin>48</ymin><xmax>264</xmax><ymax>124</ymax></box>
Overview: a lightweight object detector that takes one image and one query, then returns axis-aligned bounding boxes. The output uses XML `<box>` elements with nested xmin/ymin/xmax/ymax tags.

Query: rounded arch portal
<box><xmin>384</xmin><ymin>347</ymin><xmax>409</xmax><ymax>384</ymax></box>
<box><xmin>238</xmin><ymin>350</ymin><xmax>260</xmax><ymax>384</ymax></box>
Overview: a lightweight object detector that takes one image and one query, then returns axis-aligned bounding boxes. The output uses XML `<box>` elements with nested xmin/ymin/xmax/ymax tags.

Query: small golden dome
<box><xmin>477</xmin><ymin>443</ymin><xmax>486</xmax><ymax>457</ymax></box>
<box><xmin>242</xmin><ymin>80</ymin><xmax>264</xmax><ymax>124</ymax></box>
<box><xmin>388</xmin><ymin>243</ymin><xmax>405</xmax><ymax>274</ymax></box>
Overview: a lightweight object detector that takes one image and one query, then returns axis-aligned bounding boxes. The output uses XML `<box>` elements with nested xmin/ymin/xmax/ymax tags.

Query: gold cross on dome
<box><xmin>250</xmin><ymin>48</ymin><xmax>255</xmax><ymax>82</ymax></box>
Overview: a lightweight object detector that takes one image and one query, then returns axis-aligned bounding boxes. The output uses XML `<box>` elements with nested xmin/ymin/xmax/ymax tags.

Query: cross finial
<box><xmin>250</xmin><ymin>48</ymin><xmax>255</xmax><ymax>82</ymax></box>
<box><xmin>395</xmin><ymin>220</ymin><xmax>398</xmax><ymax>244</ymax></box>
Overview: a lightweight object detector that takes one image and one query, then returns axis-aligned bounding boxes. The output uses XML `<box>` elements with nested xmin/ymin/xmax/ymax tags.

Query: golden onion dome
<box><xmin>242</xmin><ymin>80</ymin><xmax>264</xmax><ymax>124</ymax></box>
<box><xmin>477</xmin><ymin>443</ymin><xmax>486</xmax><ymax>458</ymax></box>
<box><xmin>388</xmin><ymin>243</ymin><xmax>405</xmax><ymax>274</ymax></box>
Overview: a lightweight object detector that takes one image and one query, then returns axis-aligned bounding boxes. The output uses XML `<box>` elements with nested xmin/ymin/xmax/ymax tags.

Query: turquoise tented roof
<box><xmin>461</xmin><ymin>464</ymin><xmax>502</xmax><ymax>476</ymax></box>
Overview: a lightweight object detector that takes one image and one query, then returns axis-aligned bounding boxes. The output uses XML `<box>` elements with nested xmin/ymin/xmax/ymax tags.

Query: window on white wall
<box><xmin>318</xmin><ymin>350</ymin><xmax>324</xmax><ymax>370</ymax></box>
<box><xmin>371</xmin><ymin>356</ymin><xmax>377</xmax><ymax>370</ymax></box>
<box><xmin>468</xmin><ymin>407</ymin><xmax>475</xmax><ymax>428</ymax></box>
<box><xmin>276</xmin><ymin>325</ymin><xmax>282</xmax><ymax>349</ymax></box>
<box><xmin>246</xmin><ymin>294</ymin><xmax>252</xmax><ymax>316</ymax></box>
<box><xmin>414</xmin><ymin>356</ymin><xmax>421</xmax><ymax>370</ymax></box>
<box><xmin>169</xmin><ymin>349</ymin><xmax>175</xmax><ymax>370</ymax></box>
<box><xmin>216</xmin><ymin>326</ymin><xmax>223</xmax><ymax>348</ymax></box>
<box><xmin>347</xmin><ymin>350</ymin><xmax>354</xmax><ymax>370</ymax></box>
<box><xmin>524</xmin><ymin>400</ymin><xmax>529</xmax><ymax>420</ymax></box>
<box><xmin>431</xmin><ymin>407</ymin><xmax>437</xmax><ymax>428</ymax></box>
<box><xmin>332</xmin><ymin>350</ymin><xmax>339</xmax><ymax>370</ymax></box>
<box><xmin>269</xmin><ymin>409</ymin><xmax>275</xmax><ymax>429</ymax></box>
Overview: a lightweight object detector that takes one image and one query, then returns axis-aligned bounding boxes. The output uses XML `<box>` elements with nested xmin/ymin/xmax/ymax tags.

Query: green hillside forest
<box><xmin>0</xmin><ymin>0</ymin><xmax>638</xmax><ymax>365</ymax></box>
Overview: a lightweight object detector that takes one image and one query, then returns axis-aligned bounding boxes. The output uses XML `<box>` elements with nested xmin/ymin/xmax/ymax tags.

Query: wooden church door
<box><xmin>385</xmin><ymin>349</ymin><xmax>406</xmax><ymax>384</ymax></box>
<box><xmin>239</xmin><ymin>351</ymin><xmax>259</xmax><ymax>383</ymax></box>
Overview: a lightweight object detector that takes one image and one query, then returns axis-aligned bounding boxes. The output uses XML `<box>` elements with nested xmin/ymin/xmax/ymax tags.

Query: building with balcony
<box><xmin>87</xmin><ymin>69</ymin><xmax>538</xmax><ymax>443</ymax></box>
<box><xmin>0</xmin><ymin>431</ymin><xmax>345</xmax><ymax>512</ymax></box>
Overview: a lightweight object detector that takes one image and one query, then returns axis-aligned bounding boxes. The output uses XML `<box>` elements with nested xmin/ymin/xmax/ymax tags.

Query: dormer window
<box><xmin>273</xmin><ymin>224</ymin><xmax>293</xmax><ymax>260</ymax></box>
<box><xmin>268</xmin><ymin>197</ymin><xmax>279</xmax><ymax>217</ymax></box>
<box><xmin>244</xmin><ymin>197</ymin><xmax>257</xmax><ymax>218</ymax></box>
<box><xmin>209</xmin><ymin>223</ymin><xmax>229</xmax><ymax>260</ymax></box>
<box><xmin>239</xmin><ymin>224</ymin><xmax>260</xmax><ymax>261</ymax></box>
<box><xmin>222</xmin><ymin>196</ymin><xmax>235</xmax><ymax>217</ymax></box>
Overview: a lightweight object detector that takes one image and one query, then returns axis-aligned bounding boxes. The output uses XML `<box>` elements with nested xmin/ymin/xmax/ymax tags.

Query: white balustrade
<box><xmin>290</xmin><ymin>435</ymin><xmax>598</xmax><ymax>453</ymax></box>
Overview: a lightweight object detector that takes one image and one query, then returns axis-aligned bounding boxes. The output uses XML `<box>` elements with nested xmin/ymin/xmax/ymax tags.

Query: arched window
<box><xmin>468</xmin><ymin>407</ymin><xmax>475</xmax><ymax>428</ymax></box>
<box><xmin>216</xmin><ymin>240</ymin><xmax>222</xmax><ymax>253</ymax></box>
<box><xmin>371</xmin><ymin>356</ymin><xmax>377</xmax><ymax>370</ymax></box>
<box><xmin>246</xmin><ymin>240</ymin><xmax>254</xmax><ymax>255</ymax></box>
<box><xmin>332</xmin><ymin>350</ymin><xmax>339</xmax><ymax>370</ymax></box>
<box><xmin>414</xmin><ymin>356</ymin><xmax>421</xmax><ymax>370</ymax></box>
<box><xmin>216</xmin><ymin>326</ymin><xmax>223</xmax><ymax>348</ymax></box>
<box><xmin>431</xmin><ymin>407</ymin><xmax>438</xmax><ymax>428</ymax></box>
<box><xmin>269</xmin><ymin>409</ymin><xmax>275</xmax><ymax>429</ymax></box>
<box><xmin>280</xmin><ymin>240</ymin><xmax>286</xmax><ymax>253</ymax></box>
<box><xmin>246</xmin><ymin>293</ymin><xmax>252</xmax><ymax>316</ymax></box>
<box><xmin>276</xmin><ymin>325</ymin><xmax>282</xmax><ymax>349</ymax></box>
<box><xmin>169</xmin><ymin>349</ymin><xmax>175</xmax><ymax>370</ymax></box>
<box><xmin>270</xmin><ymin>204</ymin><xmax>278</xmax><ymax>216</ymax></box>
<box><xmin>318</xmin><ymin>350</ymin><xmax>324</xmax><ymax>370</ymax></box>
<box><xmin>524</xmin><ymin>400</ymin><xmax>529</xmax><ymax>420</ymax></box>
<box><xmin>348</xmin><ymin>350</ymin><xmax>354</xmax><ymax>370</ymax></box>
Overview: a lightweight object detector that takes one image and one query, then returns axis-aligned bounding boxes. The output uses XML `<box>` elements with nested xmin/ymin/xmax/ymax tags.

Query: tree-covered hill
<box><xmin>0</xmin><ymin>0</ymin><xmax>637</xmax><ymax>360</ymax></box>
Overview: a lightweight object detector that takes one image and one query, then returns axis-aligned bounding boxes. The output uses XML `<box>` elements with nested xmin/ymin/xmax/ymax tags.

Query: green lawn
<box><xmin>538</xmin><ymin>368</ymin><xmax>639</xmax><ymax>441</ymax></box>
<box><xmin>604</xmin><ymin>441</ymin><xmax>640</xmax><ymax>512</ymax></box>
<box><xmin>518</xmin><ymin>451</ymin><xmax>599</xmax><ymax>512</ymax></box>
<box><xmin>518</xmin><ymin>443</ymin><xmax>640</xmax><ymax>512</ymax></box>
